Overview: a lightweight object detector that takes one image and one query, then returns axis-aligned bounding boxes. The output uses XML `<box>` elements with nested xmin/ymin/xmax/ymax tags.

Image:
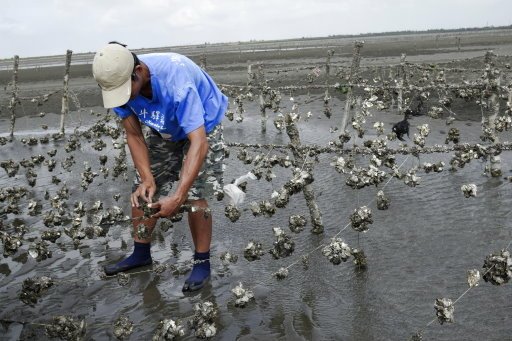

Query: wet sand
<box><xmin>1</xmin><ymin>28</ymin><xmax>512</xmax><ymax>340</ymax></box>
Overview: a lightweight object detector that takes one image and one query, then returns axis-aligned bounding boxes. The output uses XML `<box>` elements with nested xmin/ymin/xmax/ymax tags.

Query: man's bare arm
<box><xmin>176</xmin><ymin>125</ymin><xmax>209</xmax><ymax>200</ymax></box>
<box><xmin>122</xmin><ymin>114</ymin><xmax>156</xmax><ymax>206</ymax></box>
<box><xmin>150</xmin><ymin>125</ymin><xmax>208</xmax><ymax>217</ymax></box>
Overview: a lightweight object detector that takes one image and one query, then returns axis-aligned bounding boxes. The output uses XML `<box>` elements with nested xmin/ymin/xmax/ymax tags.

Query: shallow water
<box><xmin>0</xmin><ymin>96</ymin><xmax>511</xmax><ymax>340</ymax></box>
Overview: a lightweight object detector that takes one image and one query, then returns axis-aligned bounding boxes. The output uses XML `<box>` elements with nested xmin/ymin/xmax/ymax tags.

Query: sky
<box><xmin>2</xmin><ymin>0</ymin><xmax>511</xmax><ymax>59</ymax></box>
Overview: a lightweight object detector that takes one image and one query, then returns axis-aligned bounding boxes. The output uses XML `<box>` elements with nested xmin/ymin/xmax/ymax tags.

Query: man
<box><xmin>92</xmin><ymin>42</ymin><xmax>228</xmax><ymax>292</ymax></box>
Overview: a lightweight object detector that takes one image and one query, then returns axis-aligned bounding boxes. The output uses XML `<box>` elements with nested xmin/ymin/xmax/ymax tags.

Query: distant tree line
<box><xmin>330</xmin><ymin>25</ymin><xmax>512</xmax><ymax>38</ymax></box>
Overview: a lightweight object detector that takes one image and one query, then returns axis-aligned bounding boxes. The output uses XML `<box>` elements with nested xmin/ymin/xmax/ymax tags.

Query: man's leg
<box><xmin>182</xmin><ymin>124</ymin><xmax>224</xmax><ymax>292</ymax></box>
<box><xmin>187</xmin><ymin>199</ymin><xmax>212</xmax><ymax>252</ymax></box>
<box><xmin>103</xmin><ymin>206</ymin><xmax>158</xmax><ymax>275</ymax></box>
<box><xmin>104</xmin><ymin>127</ymin><xmax>179</xmax><ymax>276</ymax></box>
<box><xmin>182</xmin><ymin>198</ymin><xmax>212</xmax><ymax>292</ymax></box>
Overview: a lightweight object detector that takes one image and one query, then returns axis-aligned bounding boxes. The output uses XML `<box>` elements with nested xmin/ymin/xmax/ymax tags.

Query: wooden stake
<box><xmin>200</xmin><ymin>53</ymin><xmax>207</xmax><ymax>71</ymax></box>
<box><xmin>60</xmin><ymin>50</ymin><xmax>72</xmax><ymax>135</ymax></box>
<box><xmin>257</xmin><ymin>64</ymin><xmax>267</xmax><ymax>133</ymax></box>
<box><xmin>482</xmin><ymin>50</ymin><xmax>501</xmax><ymax>177</ymax></box>
<box><xmin>340</xmin><ymin>41</ymin><xmax>364</xmax><ymax>132</ymax></box>
<box><xmin>9</xmin><ymin>55</ymin><xmax>19</xmax><ymax>140</ymax></box>
<box><xmin>324</xmin><ymin>49</ymin><xmax>334</xmax><ymax>118</ymax></box>
<box><xmin>285</xmin><ymin>113</ymin><xmax>324</xmax><ymax>234</ymax></box>
<box><xmin>397</xmin><ymin>54</ymin><xmax>407</xmax><ymax>116</ymax></box>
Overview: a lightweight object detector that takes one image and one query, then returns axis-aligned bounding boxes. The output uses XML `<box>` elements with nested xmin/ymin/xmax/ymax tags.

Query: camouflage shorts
<box><xmin>133</xmin><ymin>124</ymin><xmax>225</xmax><ymax>201</ymax></box>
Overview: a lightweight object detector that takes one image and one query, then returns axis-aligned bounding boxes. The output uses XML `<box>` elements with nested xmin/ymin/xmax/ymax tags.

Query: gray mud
<box><xmin>1</xmin><ymin>29</ymin><xmax>512</xmax><ymax>340</ymax></box>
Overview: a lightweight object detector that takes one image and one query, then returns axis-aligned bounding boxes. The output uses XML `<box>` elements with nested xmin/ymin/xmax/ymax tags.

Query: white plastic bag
<box><xmin>223</xmin><ymin>172</ymin><xmax>257</xmax><ymax>206</ymax></box>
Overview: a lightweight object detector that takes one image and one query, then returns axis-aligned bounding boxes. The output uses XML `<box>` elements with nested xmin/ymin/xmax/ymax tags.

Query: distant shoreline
<box><xmin>2</xmin><ymin>25</ymin><xmax>512</xmax><ymax>62</ymax></box>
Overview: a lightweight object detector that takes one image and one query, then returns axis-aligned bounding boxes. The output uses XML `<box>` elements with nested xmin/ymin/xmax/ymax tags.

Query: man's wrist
<box><xmin>140</xmin><ymin>174</ymin><xmax>155</xmax><ymax>183</ymax></box>
<box><xmin>173</xmin><ymin>189</ymin><xmax>187</xmax><ymax>203</ymax></box>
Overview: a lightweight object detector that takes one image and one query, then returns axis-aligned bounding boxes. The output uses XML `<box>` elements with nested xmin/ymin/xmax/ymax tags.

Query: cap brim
<box><xmin>101</xmin><ymin>77</ymin><xmax>132</xmax><ymax>108</ymax></box>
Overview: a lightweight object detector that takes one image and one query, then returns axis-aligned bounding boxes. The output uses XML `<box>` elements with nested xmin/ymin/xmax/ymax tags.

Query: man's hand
<box><xmin>131</xmin><ymin>179</ymin><xmax>156</xmax><ymax>207</ymax></box>
<box><xmin>149</xmin><ymin>193</ymin><xmax>186</xmax><ymax>218</ymax></box>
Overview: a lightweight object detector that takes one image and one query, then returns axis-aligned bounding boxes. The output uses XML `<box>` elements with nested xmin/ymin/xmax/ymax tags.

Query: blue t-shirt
<box><xmin>113</xmin><ymin>53</ymin><xmax>228</xmax><ymax>141</ymax></box>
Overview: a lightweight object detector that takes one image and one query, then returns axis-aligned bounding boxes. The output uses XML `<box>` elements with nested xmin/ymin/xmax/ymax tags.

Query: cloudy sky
<box><xmin>2</xmin><ymin>0</ymin><xmax>511</xmax><ymax>59</ymax></box>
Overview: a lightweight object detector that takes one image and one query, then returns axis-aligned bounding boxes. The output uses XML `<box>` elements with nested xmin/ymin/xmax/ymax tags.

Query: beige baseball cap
<box><xmin>92</xmin><ymin>44</ymin><xmax>134</xmax><ymax>108</ymax></box>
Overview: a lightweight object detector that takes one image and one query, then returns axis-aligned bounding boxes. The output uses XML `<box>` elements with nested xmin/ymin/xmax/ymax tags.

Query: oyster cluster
<box><xmin>461</xmin><ymin>184</ymin><xmax>477</xmax><ymax>198</ymax></box>
<box><xmin>434</xmin><ymin>298</ymin><xmax>454</xmax><ymax>324</ymax></box>
<box><xmin>322</xmin><ymin>238</ymin><xmax>352</xmax><ymax>264</ymax></box>
<box><xmin>273</xmin><ymin>267</ymin><xmax>289</xmax><ymax>280</ymax></box>
<box><xmin>189</xmin><ymin>301</ymin><xmax>218</xmax><ymax>339</ymax></box>
<box><xmin>422</xmin><ymin>161</ymin><xmax>444</xmax><ymax>173</ymax></box>
<box><xmin>288</xmin><ymin>214</ymin><xmax>307</xmax><ymax>233</ymax></box>
<box><xmin>19</xmin><ymin>276</ymin><xmax>54</xmax><ymax>305</ymax></box>
<box><xmin>273</xmin><ymin>168</ymin><xmax>314</xmax><ymax>208</ymax></box>
<box><xmin>236</xmin><ymin>148</ymin><xmax>253</xmax><ymax>164</ymax></box>
<box><xmin>219</xmin><ymin>251</ymin><xmax>238</xmax><ymax>265</ymax></box>
<box><xmin>250</xmin><ymin>200</ymin><xmax>276</xmax><ymax>217</ymax></box>
<box><xmin>269</xmin><ymin>227</ymin><xmax>295</xmax><ymax>259</ymax></box>
<box><xmin>373</xmin><ymin>121</ymin><xmax>385</xmax><ymax>135</ymax></box>
<box><xmin>117</xmin><ymin>273</ymin><xmax>131</xmax><ymax>286</ymax></box>
<box><xmin>41</xmin><ymin>229</ymin><xmax>62</xmax><ymax>243</ymax></box>
<box><xmin>28</xmin><ymin>240</ymin><xmax>52</xmax><ymax>261</ymax></box>
<box><xmin>404</xmin><ymin>168</ymin><xmax>421</xmax><ymax>187</ymax></box>
<box><xmin>44</xmin><ymin>315</ymin><xmax>86</xmax><ymax>341</ymax></box>
<box><xmin>250</xmin><ymin>153</ymin><xmax>292</xmax><ymax>182</ymax></box>
<box><xmin>224</xmin><ymin>204</ymin><xmax>241</xmax><ymax>222</ymax></box>
<box><xmin>352</xmin><ymin>248</ymin><xmax>368</xmax><ymax>268</ymax></box>
<box><xmin>376</xmin><ymin>190</ymin><xmax>390</xmax><ymax>210</ymax></box>
<box><xmin>467</xmin><ymin>269</ymin><xmax>481</xmax><ymax>288</ymax></box>
<box><xmin>244</xmin><ymin>241</ymin><xmax>265</xmax><ymax>261</ymax></box>
<box><xmin>231</xmin><ymin>282</ymin><xmax>255</xmax><ymax>307</ymax></box>
<box><xmin>136</xmin><ymin>223</ymin><xmax>151</xmax><ymax>240</ymax></box>
<box><xmin>345</xmin><ymin>165</ymin><xmax>387</xmax><ymax>189</ymax></box>
<box><xmin>27</xmin><ymin>199</ymin><xmax>42</xmax><ymax>216</ymax></box>
<box><xmin>158</xmin><ymin>219</ymin><xmax>174</xmax><ymax>232</ymax></box>
<box><xmin>80</xmin><ymin>162</ymin><xmax>99</xmax><ymax>191</ymax></box>
<box><xmin>427</xmin><ymin>106</ymin><xmax>443</xmax><ymax>119</ymax></box>
<box><xmin>0</xmin><ymin>159</ymin><xmax>20</xmax><ymax>177</ymax></box>
<box><xmin>113</xmin><ymin>315</ymin><xmax>134</xmax><ymax>340</ymax></box>
<box><xmin>332</xmin><ymin>156</ymin><xmax>352</xmax><ymax>174</ymax></box>
<box><xmin>1</xmin><ymin>232</ymin><xmax>23</xmax><ymax>257</ymax></box>
<box><xmin>409</xmin><ymin>331</ymin><xmax>423</xmax><ymax>341</ymax></box>
<box><xmin>153</xmin><ymin>318</ymin><xmax>185</xmax><ymax>340</ymax></box>
<box><xmin>112</xmin><ymin>147</ymin><xmax>128</xmax><ymax>179</ymax></box>
<box><xmin>495</xmin><ymin>115</ymin><xmax>512</xmax><ymax>132</ymax></box>
<box><xmin>445</xmin><ymin>127</ymin><xmax>460</xmax><ymax>144</ymax></box>
<box><xmin>482</xmin><ymin>250</ymin><xmax>512</xmax><ymax>285</ymax></box>
<box><xmin>91</xmin><ymin>206</ymin><xmax>129</xmax><ymax>225</ymax></box>
<box><xmin>449</xmin><ymin>145</ymin><xmax>487</xmax><ymax>170</ymax></box>
<box><xmin>350</xmin><ymin>206</ymin><xmax>373</xmax><ymax>233</ymax></box>
<box><xmin>413</xmin><ymin>124</ymin><xmax>430</xmax><ymax>147</ymax></box>
<box><xmin>140</xmin><ymin>200</ymin><xmax>158</xmax><ymax>219</ymax></box>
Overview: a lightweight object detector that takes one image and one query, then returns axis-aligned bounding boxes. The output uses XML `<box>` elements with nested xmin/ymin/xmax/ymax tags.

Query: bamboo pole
<box><xmin>508</xmin><ymin>84</ymin><xmax>512</xmax><ymax>116</ymax></box>
<box><xmin>397</xmin><ymin>53</ymin><xmax>407</xmax><ymax>116</ymax></box>
<box><xmin>340</xmin><ymin>41</ymin><xmax>364</xmax><ymax>132</ymax></box>
<box><xmin>199</xmin><ymin>53</ymin><xmax>207</xmax><ymax>71</ymax></box>
<box><xmin>324</xmin><ymin>49</ymin><xmax>334</xmax><ymax>118</ymax></box>
<box><xmin>482</xmin><ymin>51</ymin><xmax>501</xmax><ymax>177</ymax></box>
<box><xmin>257</xmin><ymin>64</ymin><xmax>267</xmax><ymax>133</ymax></box>
<box><xmin>285</xmin><ymin>113</ymin><xmax>324</xmax><ymax>234</ymax></box>
<box><xmin>259</xmin><ymin>91</ymin><xmax>266</xmax><ymax>133</ymax></box>
<box><xmin>9</xmin><ymin>55</ymin><xmax>19</xmax><ymax>140</ymax></box>
<box><xmin>247</xmin><ymin>62</ymin><xmax>253</xmax><ymax>87</ymax></box>
<box><xmin>60</xmin><ymin>50</ymin><xmax>72</xmax><ymax>135</ymax></box>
